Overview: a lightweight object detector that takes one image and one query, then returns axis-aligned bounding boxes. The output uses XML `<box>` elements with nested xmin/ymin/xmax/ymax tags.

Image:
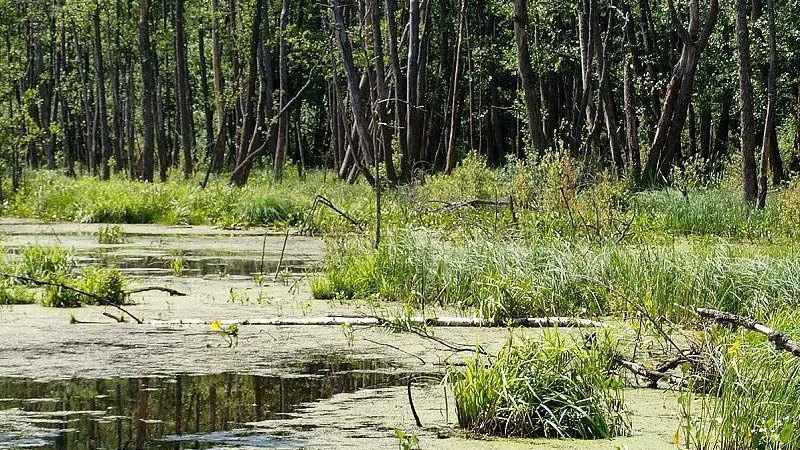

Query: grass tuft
<box><xmin>449</xmin><ymin>330</ymin><xmax>629</xmax><ymax>439</ymax></box>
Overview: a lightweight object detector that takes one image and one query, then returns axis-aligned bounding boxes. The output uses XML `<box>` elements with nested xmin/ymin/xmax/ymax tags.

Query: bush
<box><xmin>19</xmin><ymin>245</ymin><xmax>73</xmax><ymax>280</ymax></box>
<box><xmin>449</xmin><ymin>331</ymin><xmax>629</xmax><ymax>438</ymax></box>
<box><xmin>42</xmin><ymin>267</ymin><xmax>126</xmax><ymax>307</ymax></box>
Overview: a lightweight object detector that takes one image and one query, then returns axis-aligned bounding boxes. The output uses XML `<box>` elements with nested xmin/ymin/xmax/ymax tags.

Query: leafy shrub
<box><xmin>42</xmin><ymin>267</ymin><xmax>126</xmax><ymax>307</ymax></box>
<box><xmin>19</xmin><ymin>245</ymin><xmax>73</xmax><ymax>280</ymax></box>
<box><xmin>42</xmin><ymin>271</ymin><xmax>83</xmax><ymax>307</ymax></box>
<box><xmin>450</xmin><ymin>331</ymin><xmax>629</xmax><ymax>438</ymax></box>
<box><xmin>0</xmin><ymin>283</ymin><xmax>37</xmax><ymax>305</ymax></box>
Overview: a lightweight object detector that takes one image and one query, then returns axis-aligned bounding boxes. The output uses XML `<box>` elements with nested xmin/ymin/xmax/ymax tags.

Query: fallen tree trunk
<box><xmin>149</xmin><ymin>316</ymin><xmax>611</xmax><ymax>328</ymax></box>
<box><xmin>697</xmin><ymin>307</ymin><xmax>800</xmax><ymax>357</ymax></box>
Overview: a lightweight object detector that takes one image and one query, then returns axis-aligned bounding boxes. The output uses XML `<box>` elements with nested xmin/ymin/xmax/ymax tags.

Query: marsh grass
<box><xmin>6</xmin><ymin>163</ymin><xmax>791</xmax><ymax>241</ymax></box>
<box><xmin>679</xmin><ymin>317</ymin><xmax>800</xmax><ymax>449</ymax></box>
<box><xmin>314</xmin><ymin>231</ymin><xmax>800</xmax><ymax>321</ymax></box>
<box><xmin>449</xmin><ymin>330</ymin><xmax>629</xmax><ymax>438</ymax></box>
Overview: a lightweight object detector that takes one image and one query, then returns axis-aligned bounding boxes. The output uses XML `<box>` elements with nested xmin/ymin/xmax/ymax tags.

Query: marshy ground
<box><xmin>0</xmin><ymin>220</ymin><xmax>681</xmax><ymax>449</ymax></box>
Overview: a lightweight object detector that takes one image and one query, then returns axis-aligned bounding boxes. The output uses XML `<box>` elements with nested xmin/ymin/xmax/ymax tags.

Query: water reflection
<box><xmin>0</xmin><ymin>358</ymin><xmax>408</xmax><ymax>449</ymax></box>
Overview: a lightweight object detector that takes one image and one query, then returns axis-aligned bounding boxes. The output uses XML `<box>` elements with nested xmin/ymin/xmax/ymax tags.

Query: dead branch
<box><xmin>697</xmin><ymin>307</ymin><xmax>800</xmax><ymax>357</ymax></box>
<box><xmin>126</xmin><ymin>286</ymin><xmax>187</xmax><ymax>296</ymax></box>
<box><xmin>301</xmin><ymin>195</ymin><xmax>365</xmax><ymax>235</ymax></box>
<box><xmin>0</xmin><ymin>272</ymin><xmax>143</xmax><ymax>324</ymax></box>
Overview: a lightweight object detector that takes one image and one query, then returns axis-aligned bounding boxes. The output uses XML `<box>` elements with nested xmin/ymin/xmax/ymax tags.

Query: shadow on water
<box><xmin>0</xmin><ymin>357</ymin><xmax>413</xmax><ymax>449</ymax></box>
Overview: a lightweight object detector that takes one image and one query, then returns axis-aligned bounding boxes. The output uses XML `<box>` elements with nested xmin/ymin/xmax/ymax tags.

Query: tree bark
<box><xmin>737</xmin><ymin>0</ymin><xmax>757</xmax><ymax>204</ymax></box>
<box><xmin>274</xmin><ymin>0</ymin><xmax>290</xmax><ymax>180</ymax></box>
<box><xmin>641</xmin><ymin>0</ymin><xmax>718</xmax><ymax>185</ymax></box>
<box><xmin>330</xmin><ymin>0</ymin><xmax>376</xmax><ymax>182</ymax></box>
<box><xmin>513</xmin><ymin>0</ymin><xmax>545</xmax><ymax>158</ymax></box>
<box><xmin>138</xmin><ymin>0</ymin><xmax>155</xmax><ymax>181</ymax></box>
<box><xmin>175</xmin><ymin>0</ymin><xmax>193</xmax><ymax>178</ymax></box>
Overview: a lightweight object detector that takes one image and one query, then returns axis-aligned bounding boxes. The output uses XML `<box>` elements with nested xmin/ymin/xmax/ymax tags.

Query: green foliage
<box><xmin>79</xmin><ymin>267</ymin><xmax>126</xmax><ymax>305</ymax></box>
<box><xmin>314</xmin><ymin>231</ymin><xmax>800</xmax><ymax>322</ymax></box>
<box><xmin>449</xmin><ymin>331</ymin><xmax>629</xmax><ymax>438</ymax></box>
<box><xmin>97</xmin><ymin>224</ymin><xmax>125</xmax><ymax>244</ymax></box>
<box><xmin>18</xmin><ymin>245</ymin><xmax>73</xmax><ymax>280</ymax></box>
<box><xmin>42</xmin><ymin>267</ymin><xmax>126</xmax><ymax>308</ymax></box>
<box><xmin>679</xmin><ymin>317</ymin><xmax>800</xmax><ymax>449</ymax></box>
<box><xmin>394</xmin><ymin>428</ymin><xmax>421</xmax><ymax>450</ymax></box>
<box><xmin>0</xmin><ymin>282</ymin><xmax>36</xmax><ymax>305</ymax></box>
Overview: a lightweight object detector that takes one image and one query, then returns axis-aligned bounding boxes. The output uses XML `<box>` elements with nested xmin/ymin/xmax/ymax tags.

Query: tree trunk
<box><xmin>641</xmin><ymin>0</ymin><xmax>718</xmax><ymax>185</ymax></box>
<box><xmin>623</xmin><ymin>57</ymin><xmax>640</xmax><ymax>181</ymax></box>
<box><xmin>445</xmin><ymin>0</ymin><xmax>466</xmax><ymax>174</ymax></box>
<box><xmin>737</xmin><ymin>0</ymin><xmax>757</xmax><ymax>204</ymax></box>
<box><xmin>385</xmin><ymin>0</ymin><xmax>408</xmax><ymax>179</ymax></box>
<box><xmin>274</xmin><ymin>0</ymin><xmax>290</xmax><ymax>180</ymax></box>
<box><xmin>330</xmin><ymin>0</ymin><xmax>376</xmax><ymax>183</ymax></box>
<box><xmin>138</xmin><ymin>0</ymin><xmax>155</xmax><ymax>181</ymax></box>
<box><xmin>369</xmin><ymin>0</ymin><xmax>397</xmax><ymax>185</ymax></box>
<box><xmin>92</xmin><ymin>9</ymin><xmax>112</xmax><ymax>180</ymax></box>
<box><xmin>513</xmin><ymin>0</ymin><xmax>545</xmax><ymax>157</ymax></box>
<box><xmin>198</xmin><ymin>27</ymin><xmax>214</xmax><ymax>162</ymax></box>
<box><xmin>406</xmin><ymin>0</ymin><xmax>421</xmax><ymax>172</ymax></box>
<box><xmin>175</xmin><ymin>0</ymin><xmax>193</xmax><ymax>178</ymax></box>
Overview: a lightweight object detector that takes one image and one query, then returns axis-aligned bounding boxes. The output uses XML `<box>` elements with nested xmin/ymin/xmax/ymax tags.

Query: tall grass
<box><xmin>6</xmin><ymin>163</ymin><xmax>793</xmax><ymax>240</ymax></box>
<box><xmin>449</xmin><ymin>330</ymin><xmax>629</xmax><ymax>438</ymax></box>
<box><xmin>313</xmin><ymin>231</ymin><xmax>800</xmax><ymax>321</ymax></box>
<box><xmin>679</xmin><ymin>316</ymin><xmax>800</xmax><ymax>449</ymax></box>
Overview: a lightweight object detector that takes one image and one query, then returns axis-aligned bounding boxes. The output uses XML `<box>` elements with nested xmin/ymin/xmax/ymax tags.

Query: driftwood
<box><xmin>697</xmin><ymin>307</ymin><xmax>800</xmax><ymax>357</ymax></box>
<box><xmin>0</xmin><ymin>272</ymin><xmax>143</xmax><ymax>324</ymax></box>
<box><xmin>148</xmin><ymin>316</ymin><xmax>610</xmax><ymax>328</ymax></box>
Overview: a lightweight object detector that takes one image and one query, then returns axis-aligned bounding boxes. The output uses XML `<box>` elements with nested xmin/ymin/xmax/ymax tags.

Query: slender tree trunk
<box><xmin>369</xmin><ymin>0</ymin><xmax>397</xmax><ymax>185</ymax></box>
<box><xmin>175</xmin><ymin>0</ymin><xmax>193</xmax><ymax>178</ymax></box>
<box><xmin>513</xmin><ymin>0</ymin><xmax>545</xmax><ymax>157</ymax></box>
<box><xmin>406</xmin><ymin>0</ymin><xmax>421</xmax><ymax>171</ymax></box>
<box><xmin>641</xmin><ymin>0</ymin><xmax>718</xmax><ymax>184</ymax></box>
<box><xmin>138</xmin><ymin>0</ymin><xmax>155</xmax><ymax>181</ymax></box>
<box><xmin>198</xmin><ymin>27</ymin><xmax>214</xmax><ymax>162</ymax></box>
<box><xmin>445</xmin><ymin>0</ymin><xmax>466</xmax><ymax>174</ymax></box>
<box><xmin>92</xmin><ymin>9</ymin><xmax>112</xmax><ymax>179</ymax></box>
<box><xmin>274</xmin><ymin>0</ymin><xmax>289</xmax><ymax>180</ymax></box>
<box><xmin>385</xmin><ymin>0</ymin><xmax>408</xmax><ymax>179</ymax></box>
<box><xmin>624</xmin><ymin>57</ymin><xmax>640</xmax><ymax>181</ymax></box>
<box><xmin>330</xmin><ymin>0</ymin><xmax>376</xmax><ymax>182</ymax></box>
<box><xmin>737</xmin><ymin>0</ymin><xmax>757</xmax><ymax>204</ymax></box>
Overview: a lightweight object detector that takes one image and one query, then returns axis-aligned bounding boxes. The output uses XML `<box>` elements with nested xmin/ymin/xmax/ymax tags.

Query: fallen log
<box><xmin>148</xmin><ymin>315</ymin><xmax>611</xmax><ymax>328</ymax></box>
<box><xmin>697</xmin><ymin>307</ymin><xmax>800</xmax><ymax>357</ymax></box>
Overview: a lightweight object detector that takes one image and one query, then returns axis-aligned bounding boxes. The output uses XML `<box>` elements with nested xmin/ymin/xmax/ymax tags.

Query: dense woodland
<box><xmin>1</xmin><ymin>0</ymin><xmax>799</xmax><ymax>204</ymax></box>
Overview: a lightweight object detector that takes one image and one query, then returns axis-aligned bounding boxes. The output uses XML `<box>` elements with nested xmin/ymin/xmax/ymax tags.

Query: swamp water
<box><xmin>0</xmin><ymin>357</ymin><xmax>416</xmax><ymax>449</ymax></box>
